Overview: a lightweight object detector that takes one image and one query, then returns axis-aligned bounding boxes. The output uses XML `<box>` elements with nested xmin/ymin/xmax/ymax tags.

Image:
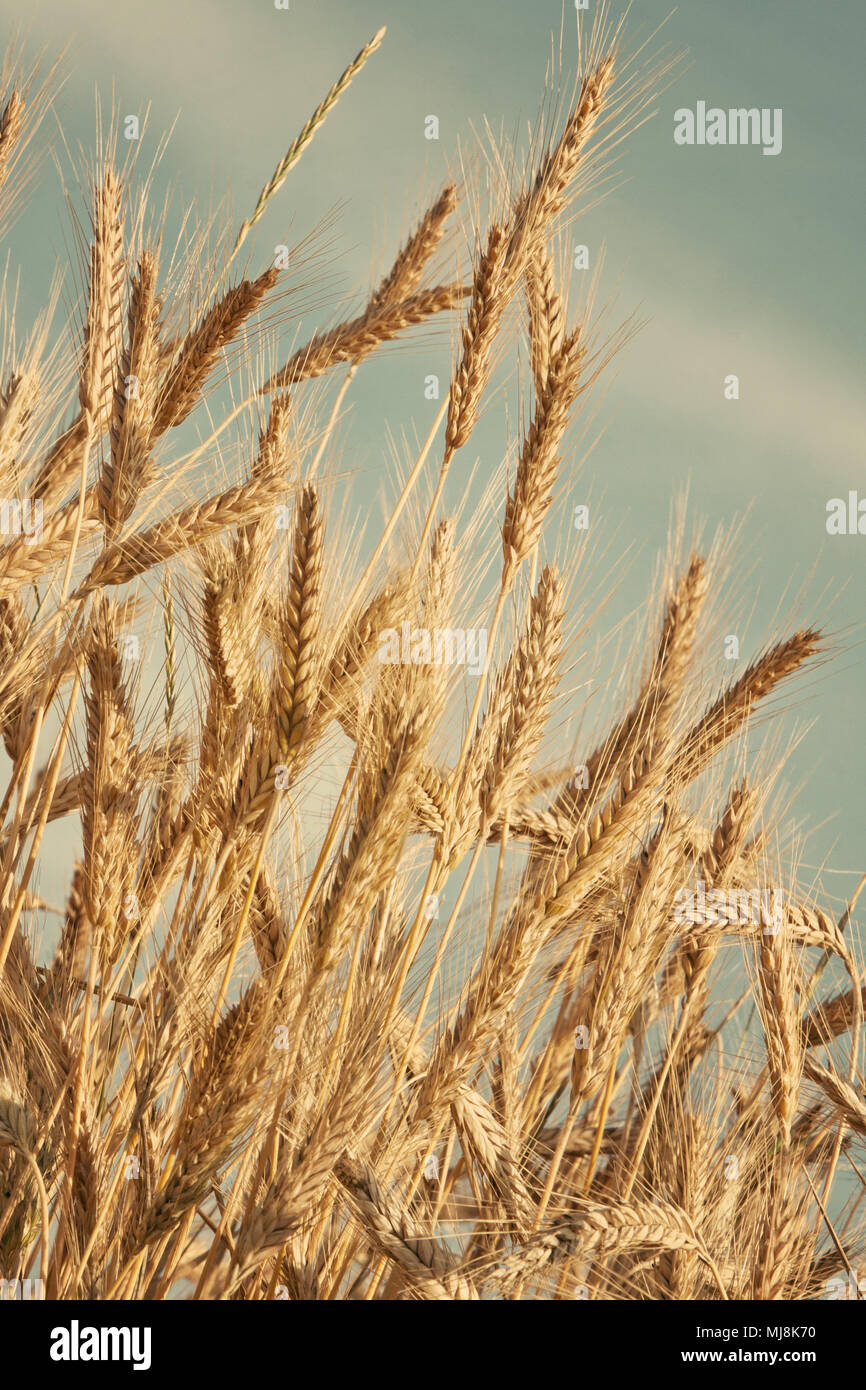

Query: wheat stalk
<box><xmin>0</xmin><ymin>19</ymin><xmax>860</xmax><ymax>1307</ymax></box>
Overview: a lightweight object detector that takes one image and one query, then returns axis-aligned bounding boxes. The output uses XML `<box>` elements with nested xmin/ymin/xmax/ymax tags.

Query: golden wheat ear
<box><xmin>0</xmin><ymin>12</ymin><xmax>860</xmax><ymax>1307</ymax></box>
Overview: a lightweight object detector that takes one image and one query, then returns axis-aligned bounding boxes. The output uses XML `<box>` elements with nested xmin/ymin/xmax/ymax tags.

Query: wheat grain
<box><xmin>0</xmin><ymin>22</ymin><xmax>859</xmax><ymax>1307</ymax></box>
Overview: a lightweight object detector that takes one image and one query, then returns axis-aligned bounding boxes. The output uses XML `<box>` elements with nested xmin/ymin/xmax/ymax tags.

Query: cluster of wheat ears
<box><xmin>0</xmin><ymin>15</ymin><xmax>863</xmax><ymax>1302</ymax></box>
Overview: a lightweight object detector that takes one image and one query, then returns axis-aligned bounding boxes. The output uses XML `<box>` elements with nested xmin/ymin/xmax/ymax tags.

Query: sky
<box><xmin>2</xmin><ymin>0</ymin><xmax>864</xmax><ymax>919</ymax></box>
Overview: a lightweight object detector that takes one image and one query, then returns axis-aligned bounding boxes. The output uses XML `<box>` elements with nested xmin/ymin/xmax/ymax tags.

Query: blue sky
<box><xmin>3</xmin><ymin>0</ymin><xmax>864</xmax><ymax>912</ymax></box>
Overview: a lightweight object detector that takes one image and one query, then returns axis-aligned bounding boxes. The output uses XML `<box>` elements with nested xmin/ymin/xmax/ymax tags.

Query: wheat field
<box><xmin>0</xmin><ymin>13</ymin><xmax>863</xmax><ymax>1302</ymax></box>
